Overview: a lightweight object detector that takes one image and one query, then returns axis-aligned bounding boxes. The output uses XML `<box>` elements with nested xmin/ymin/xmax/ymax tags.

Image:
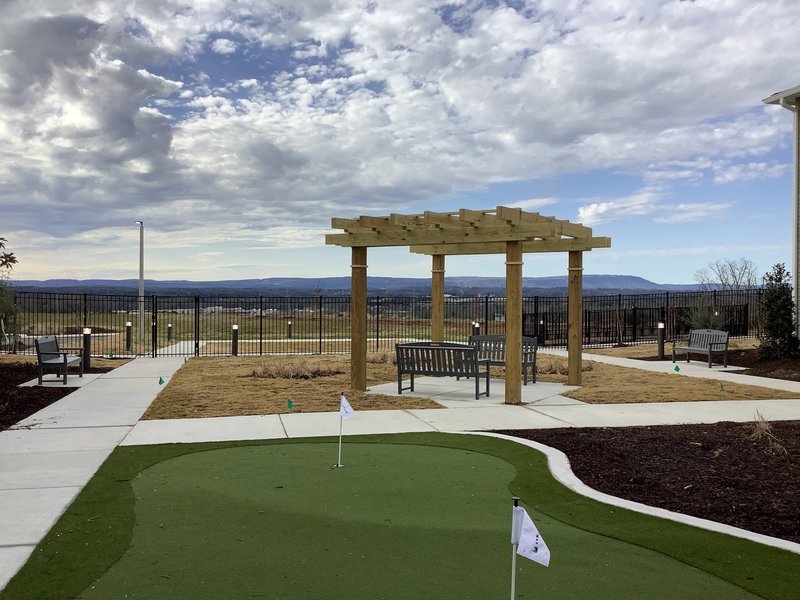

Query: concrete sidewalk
<box><xmin>2</xmin><ymin>353</ymin><xmax>800</xmax><ymax>590</ymax></box>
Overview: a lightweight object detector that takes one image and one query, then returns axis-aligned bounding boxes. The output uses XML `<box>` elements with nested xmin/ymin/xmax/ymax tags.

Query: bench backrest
<box><xmin>396</xmin><ymin>342</ymin><xmax>479</xmax><ymax>376</ymax></box>
<box><xmin>688</xmin><ymin>329</ymin><xmax>729</xmax><ymax>348</ymax></box>
<box><xmin>469</xmin><ymin>334</ymin><xmax>537</xmax><ymax>361</ymax></box>
<box><xmin>35</xmin><ymin>335</ymin><xmax>61</xmax><ymax>362</ymax></box>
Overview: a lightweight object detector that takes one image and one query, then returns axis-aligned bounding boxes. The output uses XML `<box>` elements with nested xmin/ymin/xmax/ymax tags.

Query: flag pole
<box><xmin>336</xmin><ymin>413</ymin><xmax>344</xmax><ymax>468</ymax></box>
<box><xmin>511</xmin><ymin>496</ymin><xmax>521</xmax><ymax>600</ymax></box>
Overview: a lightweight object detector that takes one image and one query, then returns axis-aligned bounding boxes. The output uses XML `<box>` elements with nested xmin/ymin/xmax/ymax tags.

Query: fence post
<box><xmin>632</xmin><ymin>305</ymin><xmax>638</xmax><ymax>343</ymax></box>
<box><xmin>194</xmin><ymin>296</ymin><xmax>200</xmax><ymax>357</ymax></box>
<box><xmin>83</xmin><ymin>293</ymin><xmax>88</xmax><ymax>328</ymax></box>
<box><xmin>483</xmin><ymin>296</ymin><xmax>490</xmax><ymax>333</ymax></box>
<box><xmin>151</xmin><ymin>295</ymin><xmax>158</xmax><ymax>357</ymax></box>
<box><xmin>318</xmin><ymin>295</ymin><xmax>323</xmax><ymax>355</ymax></box>
<box><xmin>375</xmin><ymin>296</ymin><xmax>380</xmax><ymax>352</ymax></box>
<box><xmin>259</xmin><ymin>297</ymin><xmax>264</xmax><ymax>356</ymax></box>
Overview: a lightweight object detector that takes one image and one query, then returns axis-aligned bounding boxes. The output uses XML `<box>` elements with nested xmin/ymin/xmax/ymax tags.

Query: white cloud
<box><xmin>1</xmin><ymin>0</ymin><xmax>800</xmax><ymax>278</ymax></box>
<box><xmin>713</xmin><ymin>161</ymin><xmax>790</xmax><ymax>184</ymax></box>
<box><xmin>578</xmin><ymin>189</ymin><xmax>664</xmax><ymax>226</ymax></box>
<box><xmin>654</xmin><ymin>203</ymin><xmax>731</xmax><ymax>224</ymax></box>
<box><xmin>507</xmin><ymin>198</ymin><xmax>558</xmax><ymax>211</ymax></box>
<box><xmin>210</xmin><ymin>38</ymin><xmax>237</xmax><ymax>55</ymax></box>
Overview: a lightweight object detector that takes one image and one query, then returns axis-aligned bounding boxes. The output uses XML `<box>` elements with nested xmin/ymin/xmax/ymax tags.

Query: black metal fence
<box><xmin>4</xmin><ymin>288</ymin><xmax>761</xmax><ymax>357</ymax></box>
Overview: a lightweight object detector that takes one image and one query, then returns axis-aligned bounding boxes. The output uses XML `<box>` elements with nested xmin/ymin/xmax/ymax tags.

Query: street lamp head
<box><xmin>135</xmin><ymin>220</ymin><xmax>143</xmax><ymax>226</ymax></box>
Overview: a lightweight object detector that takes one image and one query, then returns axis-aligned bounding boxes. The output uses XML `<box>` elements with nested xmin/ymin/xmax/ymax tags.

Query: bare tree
<box><xmin>693</xmin><ymin>257</ymin><xmax>758</xmax><ymax>291</ymax></box>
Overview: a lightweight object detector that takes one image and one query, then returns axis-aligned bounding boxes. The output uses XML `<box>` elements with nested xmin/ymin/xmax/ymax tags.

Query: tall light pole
<box><xmin>135</xmin><ymin>221</ymin><xmax>144</xmax><ymax>342</ymax></box>
<box><xmin>763</xmin><ymin>84</ymin><xmax>800</xmax><ymax>337</ymax></box>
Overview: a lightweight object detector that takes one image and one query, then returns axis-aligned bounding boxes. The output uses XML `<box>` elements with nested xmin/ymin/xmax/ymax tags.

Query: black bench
<box><xmin>468</xmin><ymin>334</ymin><xmax>538</xmax><ymax>384</ymax></box>
<box><xmin>396</xmin><ymin>342</ymin><xmax>490</xmax><ymax>400</ymax></box>
<box><xmin>35</xmin><ymin>335</ymin><xmax>84</xmax><ymax>385</ymax></box>
<box><xmin>672</xmin><ymin>329</ymin><xmax>729</xmax><ymax>368</ymax></box>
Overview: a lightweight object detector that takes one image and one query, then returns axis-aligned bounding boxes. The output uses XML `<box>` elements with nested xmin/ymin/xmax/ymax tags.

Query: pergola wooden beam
<box><xmin>409</xmin><ymin>237</ymin><xmax>611</xmax><ymax>255</ymax></box>
<box><xmin>326</xmin><ymin>206</ymin><xmax>609</xmax><ymax>400</ymax></box>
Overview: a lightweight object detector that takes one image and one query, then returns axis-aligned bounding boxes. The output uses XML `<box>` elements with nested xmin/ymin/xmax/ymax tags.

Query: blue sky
<box><xmin>1</xmin><ymin>0</ymin><xmax>798</xmax><ymax>284</ymax></box>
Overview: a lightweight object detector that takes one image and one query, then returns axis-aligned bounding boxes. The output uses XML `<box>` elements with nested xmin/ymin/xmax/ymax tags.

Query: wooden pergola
<box><xmin>325</xmin><ymin>206</ymin><xmax>611</xmax><ymax>405</ymax></box>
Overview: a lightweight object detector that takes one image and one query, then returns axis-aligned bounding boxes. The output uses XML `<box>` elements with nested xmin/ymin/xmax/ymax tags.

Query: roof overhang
<box><xmin>763</xmin><ymin>84</ymin><xmax>800</xmax><ymax>109</ymax></box>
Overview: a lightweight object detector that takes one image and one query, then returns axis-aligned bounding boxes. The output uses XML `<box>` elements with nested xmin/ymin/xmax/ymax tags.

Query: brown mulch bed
<box><xmin>496</xmin><ymin>421</ymin><xmax>800</xmax><ymax>543</ymax></box>
<box><xmin>0</xmin><ymin>360</ymin><xmax>114</xmax><ymax>431</ymax></box>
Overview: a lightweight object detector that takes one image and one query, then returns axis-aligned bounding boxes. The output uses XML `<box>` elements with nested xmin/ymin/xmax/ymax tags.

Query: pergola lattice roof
<box><xmin>325</xmin><ymin>205</ymin><xmax>611</xmax><ymax>254</ymax></box>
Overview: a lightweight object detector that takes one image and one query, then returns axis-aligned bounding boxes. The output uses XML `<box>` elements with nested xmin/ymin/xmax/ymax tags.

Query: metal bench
<box><xmin>35</xmin><ymin>335</ymin><xmax>84</xmax><ymax>385</ymax></box>
<box><xmin>396</xmin><ymin>342</ymin><xmax>490</xmax><ymax>400</ymax></box>
<box><xmin>468</xmin><ymin>334</ymin><xmax>538</xmax><ymax>384</ymax></box>
<box><xmin>672</xmin><ymin>329</ymin><xmax>729</xmax><ymax>368</ymax></box>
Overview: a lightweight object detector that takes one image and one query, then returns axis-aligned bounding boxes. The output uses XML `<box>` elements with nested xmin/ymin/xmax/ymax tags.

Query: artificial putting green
<box><xmin>2</xmin><ymin>434</ymin><xmax>798</xmax><ymax>599</ymax></box>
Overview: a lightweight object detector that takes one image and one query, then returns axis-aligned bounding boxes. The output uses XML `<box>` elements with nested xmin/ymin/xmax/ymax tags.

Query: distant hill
<box><xmin>9</xmin><ymin>275</ymin><xmax>702</xmax><ymax>296</ymax></box>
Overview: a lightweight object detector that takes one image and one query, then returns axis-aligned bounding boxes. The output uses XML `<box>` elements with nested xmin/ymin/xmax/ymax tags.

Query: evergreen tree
<box><xmin>758</xmin><ymin>263</ymin><xmax>798</xmax><ymax>360</ymax></box>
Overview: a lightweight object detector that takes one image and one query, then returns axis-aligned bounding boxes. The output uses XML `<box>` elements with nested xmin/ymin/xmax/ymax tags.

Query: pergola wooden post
<box><xmin>431</xmin><ymin>254</ymin><xmax>445</xmax><ymax>342</ymax></box>
<box><xmin>505</xmin><ymin>241</ymin><xmax>523</xmax><ymax>404</ymax></box>
<box><xmin>567</xmin><ymin>250</ymin><xmax>583</xmax><ymax>386</ymax></box>
<box><xmin>351</xmin><ymin>246</ymin><xmax>368</xmax><ymax>391</ymax></box>
<box><xmin>326</xmin><ymin>207</ymin><xmax>610</xmax><ymax>404</ymax></box>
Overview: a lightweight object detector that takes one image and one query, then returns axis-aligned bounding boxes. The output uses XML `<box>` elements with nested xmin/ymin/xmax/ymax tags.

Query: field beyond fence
<box><xmin>4</xmin><ymin>289</ymin><xmax>762</xmax><ymax>358</ymax></box>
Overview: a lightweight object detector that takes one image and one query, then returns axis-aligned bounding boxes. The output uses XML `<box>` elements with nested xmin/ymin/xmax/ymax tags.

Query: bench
<box><xmin>672</xmin><ymin>329</ymin><xmax>729</xmax><ymax>368</ymax></box>
<box><xmin>396</xmin><ymin>342</ymin><xmax>490</xmax><ymax>400</ymax></box>
<box><xmin>35</xmin><ymin>335</ymin><xmax>84</xmax><ymax>385</ymax></box>
<box><xmin>468</xmin><ymin>334</ymin><xmax>538</xmax><ymax>384</ymax></box>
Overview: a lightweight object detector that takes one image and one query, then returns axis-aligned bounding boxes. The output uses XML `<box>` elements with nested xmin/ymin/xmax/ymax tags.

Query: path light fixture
<box><xmin>657</xmin><ymin>322</ymin><xmax>665</xmax><ymax>360</ymax></box>
<box><xmin>82</xmin><ymin>328</ymin><xmax>92</xmax><ymax>370</ymax></box>
<box><xmin>232</xmin><ymin>324</ymin><xmax>239</xmax><ymax>356</ymax></box>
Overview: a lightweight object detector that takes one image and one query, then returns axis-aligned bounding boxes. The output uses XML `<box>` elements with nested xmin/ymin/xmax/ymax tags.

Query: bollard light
<box><xmin>83</xmin><ymin>328</ymin><xmax>92</xmax><ymax>370</ymax></box>
<box><xmin>125</xmin><ymin>321</ymin><xmax>132</xmax><ymax>352</ymax></box>
<box><xmin>232</xmin><ymin>324</ymin><xmax>239</xmax><ymax>356</ymax></box>
<box><xmin>167</xmin><ymin>323</ymin><xmax>173</xmax><ymax>341</ymax></box>
<box><xmin>471</xmin><ymin>321</ymin><xmax>480</xmax><ymax>337</ymax></box>
<box><xmin>287</xmin><ymin>320</ymin><xmax>293</xmax><ymax>339</ymax></box>
<box><xmin>657</xmin><ymin>321</ymin><xmax>665</xmax><ymax>360</ymax></box>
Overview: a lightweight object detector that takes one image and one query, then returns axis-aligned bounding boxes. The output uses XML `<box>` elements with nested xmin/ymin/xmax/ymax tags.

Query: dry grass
<box><xmin>534</xmin><ymin>354</ymin><xmax>791</xmax><ymax>403</ymax></box>
<box><xmin>143</xmin><ymin>355</ymin><xmax>440</xmax><ymax>420</ymax></box>
<box><xmin>748</xmin><ymin>411</ymin><xmax>788</xmax><ymax>455</ymax></box>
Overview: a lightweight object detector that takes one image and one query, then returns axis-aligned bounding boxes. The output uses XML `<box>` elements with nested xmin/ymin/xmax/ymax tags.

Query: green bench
<box><xmin>672</xmin><ymin>329</ymin><xmax>729</xmax><ymax>368</ymax></box>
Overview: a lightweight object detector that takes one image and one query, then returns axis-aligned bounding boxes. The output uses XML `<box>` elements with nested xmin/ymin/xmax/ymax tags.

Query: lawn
<box><xmin>2</xmin><ymin>434</ymin><xmax>796</xmax><ymax>600</ymax></box>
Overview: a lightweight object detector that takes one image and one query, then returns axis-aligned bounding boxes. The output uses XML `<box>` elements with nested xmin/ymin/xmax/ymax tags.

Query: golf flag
<box><xmin>340</xmin><ymin>394</ymin><xmax>354</xmax><ymax>419</ymax></box>
<box><xmin>513</xmin><ymin>506</ymin><xmax>550</xmax><ymax>567</ymax></box>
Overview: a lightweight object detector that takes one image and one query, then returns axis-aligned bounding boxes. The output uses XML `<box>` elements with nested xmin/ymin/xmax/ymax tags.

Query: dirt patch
<box><xmin>496</xmin><ymin>421</ymin><xmax>800</xmax><ymax>543</ymax></box>
<box><xmin>0</xmin><ymin>355</ymin><xmax>124</xmax><ymax>431</ymax></box>
<box><xmin>142</xmin><ymin>355</ymin><xmax>442</xmax><ymax>420</ymax></box>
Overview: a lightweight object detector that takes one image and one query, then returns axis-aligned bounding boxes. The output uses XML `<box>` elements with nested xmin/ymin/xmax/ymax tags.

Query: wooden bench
<box><xmin>468</xmin><ymin>334</ymin><xmax>539</xmax><ymax>384</ymax></box>
<box><xmin>396</xmin><ymin>342</ymin><xmax>490</xmax><ymax>400</ymax></box>
<box><xmin>672</xmin><ymin>329</ymin><xmax>729</xmax><ymax>368</ymax></box>
<box><xmin>35</xmin><ymin>335</ymin><xmax>84</xmax><ymax>385</ymax></box>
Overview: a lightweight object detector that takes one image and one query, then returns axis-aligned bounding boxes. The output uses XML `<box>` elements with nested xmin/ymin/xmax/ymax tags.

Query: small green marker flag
<box><xmin>288</xmin><ymin>400</ymin><xmax>293</xmax><ymax>410</ymax></box>
<box><xmin>158</xmin><ymin>377</ymin><xmax>165</xmax><ymax>385</ymax></box>
<box><xmin>674</xmin><ymin>365</ymin><xmax>680</xmax><ymax>373</ymax></box>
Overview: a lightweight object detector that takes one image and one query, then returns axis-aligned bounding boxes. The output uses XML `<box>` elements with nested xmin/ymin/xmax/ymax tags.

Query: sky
<box><xmin>1</xmin><ymin>0</ymin><xmax>799</xmax><ymax>285</ymax></box>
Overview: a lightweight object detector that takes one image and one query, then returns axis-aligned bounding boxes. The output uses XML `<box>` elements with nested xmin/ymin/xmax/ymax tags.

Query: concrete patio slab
<box><xmin>120</xmin><ymin>415</ymin><xmax>286</xmax><ymax>446</ymax></box>
<box><xmin>0</xmin><ymin>427</ymin><xmax>130</xmax><ymax>455</ymax></box>
<box><xmin>0</xmin><ymin>548</ymin><xmax>36</xmax><ymax>592</ymax></box>
<box><xmin>408</xmin><ymin>405</ymin><xmax>570</xmax><ymax>432</ymax></box>
<box><xmin>18</xmin><ymin>373</ymin><xmax>103</xmax><ymax>388</ymax></box>
<box><xmin>0</xmin><ymin>450</ymin><xmax>110</xmax><ymax>490</ymax></box>
<box><xmin>279</xmin><ymin>409</ymin><xmax>438</xmax><ymax>438</ymax></box>
<box><xmin>0</xmin><ymin>487</ymin><xmax>81</xmax><ymax>545</ymax></box>
<box><xmin>528</xmin><ymin>403</ymin><xmax>695</xmax><ymax>428</ymax></box>
<box><xmin>11</xmin><ymin>407</ymin><xmax>147</xmax><ymax>429</ymax></box>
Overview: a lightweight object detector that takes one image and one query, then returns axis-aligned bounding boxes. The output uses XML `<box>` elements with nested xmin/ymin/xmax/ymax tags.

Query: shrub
<box><xmin>758</xmin><ymin>263</ymin><xmax>798</xmax><ymax>360</ymax></box>
<box><xmin>250</xmin><ymin>360</ymin><xmax>343</xmax><ymax>379</ymax></box>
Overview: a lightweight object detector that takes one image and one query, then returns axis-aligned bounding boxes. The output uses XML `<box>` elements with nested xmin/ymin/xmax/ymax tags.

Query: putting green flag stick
<box><xmin>333</xmin><ymin>393</ymin><xmax>354</xmax><ymax>469</ymax></box>
<box><xmin>511</xmin><ymin>497</ymin><xmax>550</xmax><ymax>599</ymax></box>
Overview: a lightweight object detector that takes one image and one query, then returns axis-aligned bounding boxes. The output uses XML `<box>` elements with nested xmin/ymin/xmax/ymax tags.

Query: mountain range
<box><xmin>9</xmin><ymin>275</ymin><xmax>702</xmax><ymax>296</ymax></box>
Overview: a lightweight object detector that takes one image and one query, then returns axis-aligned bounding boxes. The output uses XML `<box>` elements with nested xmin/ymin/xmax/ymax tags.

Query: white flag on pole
<box><xmin>516</xmin><ymin>507</ymin><xmax>550</xmax><ymax>567</ymax></box>
<box><xmin>340</xmin><ymin>394</ymin><xmax>354</xmax><ymax>419</ymax></box>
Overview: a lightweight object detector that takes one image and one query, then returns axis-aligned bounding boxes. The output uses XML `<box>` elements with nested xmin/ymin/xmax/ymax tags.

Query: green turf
<box><xmin>2</xmin><ymin>434</ymin><xmax>798</xmax><ymax>599</ymax></box>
